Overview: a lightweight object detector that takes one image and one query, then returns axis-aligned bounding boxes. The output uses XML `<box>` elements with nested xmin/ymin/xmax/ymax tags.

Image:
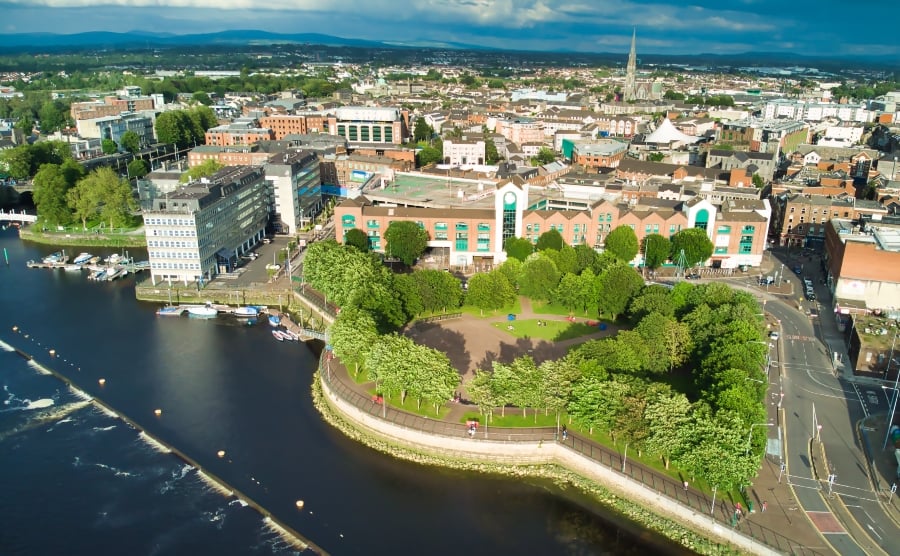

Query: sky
<box><xmin>1</xmin><ymin>0</ymin><xmax>898</xmax><ymax>57</ymax></box>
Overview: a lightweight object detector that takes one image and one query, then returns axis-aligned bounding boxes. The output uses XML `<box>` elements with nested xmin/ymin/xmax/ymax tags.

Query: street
<box><xmin>732</xmin><ymin>248</ymin><xmax>900</xmax><ymax>556</ymax></box>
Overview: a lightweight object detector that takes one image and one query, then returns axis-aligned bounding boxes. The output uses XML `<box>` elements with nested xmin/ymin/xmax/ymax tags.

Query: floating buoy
<box><xmin>295</xmin><ymin>500</ymin><xmax>305</xmax><ymax>509</ymax></box>
<box><xmin>98</xmin><ymin>378</ymin><xmax>106</xmax><ymax>386</ymax></box>
<box><xmin>49</xmin><ymin>349</ymin><xmax>56</xmax><ymax>356</ymax></box>
<box><xmin>12</xmin><ymin>325</ymin><xmax>18</xmax><ymax>332</ymax></box>
<box><xmin>217</xmin><ymin>450</ymin><xmax>226</xmax><ymax>458</ymax></box>
<box><xmin>154</xmin><ymin>408</ymin><xmax>162</xmax><ymax>416</ymax></box>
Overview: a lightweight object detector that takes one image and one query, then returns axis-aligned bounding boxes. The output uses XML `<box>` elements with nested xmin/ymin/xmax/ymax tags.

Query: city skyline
<box><xmin>1</xmin><ymin>0</ymin><xmax>898</xmax><ymax>57</ymax></box>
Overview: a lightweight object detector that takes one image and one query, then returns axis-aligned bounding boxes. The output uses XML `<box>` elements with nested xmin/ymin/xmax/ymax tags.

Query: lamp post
<box><xmin>883</xmin><ymin>383</ymin><xmax>900</xmax><ymax>450</ymax></box>
<box><xmin>746</xmin><ymin>422</ymin><xmax>774</xmax><ymax>456</ymax></box>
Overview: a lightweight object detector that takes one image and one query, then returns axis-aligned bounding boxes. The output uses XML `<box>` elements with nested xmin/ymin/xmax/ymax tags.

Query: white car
<box><xmin>769</xmin><ymin>331</ymin><xmax>780</xmax><ymax>341</ymax></box>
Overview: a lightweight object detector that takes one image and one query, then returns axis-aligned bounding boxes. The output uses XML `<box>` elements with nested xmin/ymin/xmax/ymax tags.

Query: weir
<box><xmin>6</xmin><ymin>331</ymin><xmax>328</xmax><ymax>556</ymax></box>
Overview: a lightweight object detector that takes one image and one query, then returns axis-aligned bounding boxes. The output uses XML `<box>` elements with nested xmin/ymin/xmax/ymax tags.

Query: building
<box><xmin>706</xmin><ymin>149</ymin><xmax>777</xmax><ymax>181</ymax></box>
<box><xmin>258</xmin><ymin>113</ymin><xmax>330</xmax><ymax>139</ymax></box>
<box><xmin>188</xmin><ymin>145</ymin><xmax>273</xmax><ymax>168</ymax></box>
<box><xmin>327</xmin><ymin>106</ymin><xmax>408</xmax><ymax>145</ymax></box>
<box><xmin>70</xmin><ymin>93</ymin><xmax>156</xmax><ymax>122</ymax></box>
<box><xmin>264</xmin><ymin>151</ymin><xmax>322</xmax><ymax>235</ymax></box>
<box><xmin>143</xmin><ymin>166</ymin><xmax>269</xmax><ymax>285</ymax></box>
<box><xmin>825</xmin><ymin>218</ymin><xmax>900</xmax><ymax>314</ymax></box>
<box><xmin>763</xmin><ymin>99</ymin><xmax>873</xmax><ymax>123</ymax></box>
<box><xmin>494</xmin><ymin>117</ymin><xmax>545</xmax><ymax>145</ymax></box>
<box><xmin>623</xmin><ymin>29</ymin><xmax>638</xmax><ymax>102</ymax></box>
<box><xmin>333</xmin><ymin>169</ymin><xmax>770</xmax><ymax>271</ymax></box>
<box><xmin>204</xmin><ymin>118</ymin><xmax>274</xmax><ymax>147</ymax></box>
<box><xmin>719</xmin><ymin>119</ymin><xmax>809</xmax><ymax>157</ymax></box>
<box><xmin>76</xmin><ymin>112</ymin><xmax>155</xmax><ymax>149</ymax></box>
<box><xmin>570</xmin><ymin>139</ymin><xmax>628</xmax><ymax>169</ymax></box>
<box><xmin>443</xmin><ymin>139</ymin><xmax>486</xmax><ymax>165</ymax></box>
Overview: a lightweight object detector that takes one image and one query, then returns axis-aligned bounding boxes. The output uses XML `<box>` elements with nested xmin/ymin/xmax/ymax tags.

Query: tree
<box><xmin>38</xmin><ymin>100</ymin><xmax>67</xmax><ymax>134</ymax></box>
<box><xmin>384</xmin><ymin>220</ymin><xmax>429</xmax><ymax>266</ymax></box>
<box><xmin>670</xmin><ymin>228</ymin><xmax>714</xmax><ymax>268</ymax></box>
<box><xmin>605</xmin><ymin>225</ymin><xmax>639</xmax><ymax>263</ymax></box>
<box><xmin>573</xmin><ymin>243</ymin><xmax>598</xmax><ymax>275</ymax></box>
<box><xmin>535</xmin><ymin>228</ymin><xmax>564</xmax><ymax>251</ymax></box>
<box><xmin>120</xmin><ymin>130</ymin><xmax>142</xmax><ymax>154</ymax></box>
<box><xmin>155</xmin><ymin>110</ymin><xmax>193</xmax><ymax>148</ymax></box>
<box><xmin>503</xmin><ymin>236</ymin><xmax>534</xmax><ymax>261</ymax></box>
<box><xmin>484</xmin><ymin>136</ymin><xmax>500</xmax><ymax>164</ymax></box>
<box><xmin>413</xmin><ymin>118</ymin><xmax>433</xmax><ymax>143</ymax></box>
<box><xmin>191</xmin><ymin>91</ymin><xmax>213</xmax><ymax>106</ymax></box>
<box><xmin>127</xmin><ymin>159</ymin><xmax>149</xmax><ymax>179</ymax></box>
<box><xmin>465</xmin><ymin>270</ymin><xmax>515</xmax><ymax>315</ymax></box>
<box><xmin>180</xmin><ymin>159</ymin><xmax>223</xmax><ymax>183</ymax></box>
<box><xmin>642</xmin><ymin>233</ymin><xmax>670</xmax><ymax>270</ymax></box>
<box><xmin>411</xmin><ymin>269</ymin><xmax>463</xmax><ymax>313</ymax></box>
<box><xmin>80</xmin><ymin>167</ymin><xmax>137</xmax><ymax>229</ymax></box>
<box><xmin>343</xmin><ymin>228</ymin><xmax>370</xmax><ymax>252</ymax></box>
<box><xmin>752</xmin><ymin>174</ymin><xmax>765</xmax><ymax>189</ymax></box>
<box><xmin>647</xmin><ymin>152</ymin><xmax>665</xmax><ymax>162</ymax></box>
<box><xmin>596</xmin><ymin>263</ymin><xmax>643</xmax><ymax>320</ymax></box>
<box><xmin>329</xmin><ymin>307</ymin><xmax>379</xmax><ymax>375</ymax></box>
<box><xmin>518</xmin><ymin>254</ymin><xmax>561</xmax><ymax>302</ymax></box>
<box><xmin>531</xmin><ymin>147</ymin><xmax>556</xmax><ymax>166</ymax></box>
<box><xmin>32</xmin><ymin>163</ymin><xmax>72</xmax><ymax>226</ymax></box>
<box><xmin>416</xmin><ymin>145</ymin><xmax>442</xmax><ymax>167</ymax></box>
<box><xmin>101</xmin><ymin>138</ymin><xmax>118</xmax><ymax>155</ymax></box>
<box><xmin>0</xmin><ymin>145</ymin><xmax>33</xmax><ymax>180</ymax></box>
<box><xmin>644</xmin><ymin>393</ymin><xmax>692</xmax><ymax>469</ymax></box>
<box><xmin>66</xmin><ymin>174</ymin><xmax>101</xmax><ymax>230</ymax></box>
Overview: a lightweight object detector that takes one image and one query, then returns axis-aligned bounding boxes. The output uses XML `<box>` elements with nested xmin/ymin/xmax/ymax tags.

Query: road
<box><xmin>733</xmin><ymin>252</ymin><xmax>899</xmax><ymax>555</ymax></box>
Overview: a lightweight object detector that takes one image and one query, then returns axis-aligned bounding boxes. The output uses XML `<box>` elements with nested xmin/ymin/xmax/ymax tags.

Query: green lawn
<box><xmin>367</xmin><ymin>387</ymin><xmax>451</xmax><ymax>419</ymax></box>
<box><xmin>530</xmin><ymin>299</ymin><xmax>598</xmax><ymax>318</ymax></box>
<box><xmin>459</xmin><ymin>298</ymin><xmax>523</xmax><ymax>319</ymax></box>
<box><xmin>492</xmin><ymin>318</ymin><xmax>606</xmax><ymax>341</ymax></box>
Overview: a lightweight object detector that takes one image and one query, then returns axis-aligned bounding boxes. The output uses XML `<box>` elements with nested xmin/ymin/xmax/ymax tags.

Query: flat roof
<box><xmin>361</xmin><ymin>172</ymin><xmax>500</xmax><ymax>209</ymax></box>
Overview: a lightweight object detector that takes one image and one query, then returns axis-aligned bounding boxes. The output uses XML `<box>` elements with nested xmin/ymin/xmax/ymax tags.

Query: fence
<box><xmin>319</xmin><ymin>352</ymin><xmax>821</xmax><ymax>555</ymax></box>
<box><xmin>294</xmin><ymin>284</ymin><xmax>340</xmax><ymax>319</ymax></box>
<box><xmin>415</xmin><ymin>313</ymin><xmax>463</xmax><ymax>325</ymax></box>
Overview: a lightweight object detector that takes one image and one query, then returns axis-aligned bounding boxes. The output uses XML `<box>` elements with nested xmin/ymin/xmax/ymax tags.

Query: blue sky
<box><xmin>1</xmin><ymin>0</ymin><xmax>898</xmax><ymax>57</ymax></box>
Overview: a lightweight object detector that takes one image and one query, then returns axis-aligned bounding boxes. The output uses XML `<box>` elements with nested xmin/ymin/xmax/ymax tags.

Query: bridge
<box><xmin>0</xmin><ymin>210</ymin><xmax>37</xmax><ymax>223</ymax></box>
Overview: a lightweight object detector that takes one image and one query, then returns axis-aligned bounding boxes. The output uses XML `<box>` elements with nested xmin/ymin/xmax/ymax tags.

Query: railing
<box><xmin>295</xmin><ymin>284</ymin><xmax>340</xmax><ymax>319</ymax></box>
<box><xmin>415</xmin><ymin>312</ymin><xmax>463</xmax><ymax>325</ymax></box>
<box><xmin>319</xmin><ymin>352</ymin><xmax>822</xmax><ymax>555</ymax></box>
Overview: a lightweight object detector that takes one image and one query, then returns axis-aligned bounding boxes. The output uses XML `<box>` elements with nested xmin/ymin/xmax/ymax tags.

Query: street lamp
<box><xmin>746</xmin><ymin>422</ymin><xmax>774</xmax><ymax>456</ymax></box>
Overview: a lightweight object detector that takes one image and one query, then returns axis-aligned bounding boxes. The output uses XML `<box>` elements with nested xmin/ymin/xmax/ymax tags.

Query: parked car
<box><xmin>769</xmin><ymin>331</ymin><xmax>780</xmax><ymax>340</ymax></box>
<box><xmin>686</xmin><ymin>272</ymin><xmax>701</xmax><ymax>280</ymax></box>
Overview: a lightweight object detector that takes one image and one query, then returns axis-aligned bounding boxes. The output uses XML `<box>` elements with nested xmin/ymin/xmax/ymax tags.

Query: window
<box><xmin>477</xmin><ymin>223</ymin><xmax>491</xmax><ymax>231</ymax></box>
<box><xmin>717</xmin><ymin>225</ymin><xmax>731</xmax><ymax>233</ymax></box>
<box><xmin>455</xmin><ymin>222</ymin><xmax>468</xmax><ymax>231</ymax></box>
<box><xmin>366</xmin><ymin>219</ymin><xmax>380</xmax><ymax>228</ymax></box>
<box><xmin>435</xmin><ymin>222</ymin><xmax>448</xmax><ymax>230</ymax></box>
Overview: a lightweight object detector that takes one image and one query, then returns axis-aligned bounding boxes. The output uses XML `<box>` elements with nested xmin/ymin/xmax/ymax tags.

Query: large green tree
<box><xmin>642</xmin><ymin>233</ymin><xmax>670</xmax><ymax>270</ymax></box>
<box><xmin>180</xmin><ymin>159</ymin><xmax>224</xmax><ymax>183</ymax></box>
<box><xmin>413</xmin><ymin>118</ymin><xmax>433</xmax><ymax>143</ymax></box>
<box><xmin>670</xmin><ymin>228</ymin><xmax>714</xmax><ymax>268</ymax></box>
<box><xmin>503</xmin><ymin>236</ymin><xmax>534</xmax><ymax>261</ymax></box>
<box><xmin>596</xmin><ymin>263</ymin><xmax>644</xmax><ymax>320</ymax></box>
<box><xmin>384</xmin><ymin>220</ymin><xmax>429</xmax><ymax>266</ymax></box>
<box><xmin>465</xmin><ymin>270</ymin><xmax>516</xmax><ymax>315</ymax></box>
<box><xmin>605</xmin><ymin>225</ymin><xmax>639</xmax><ymax>263</ymax></box>
<box><xmin>120</xmin><ymin>130</ymin><xmax>142</xmax><ymax>154</ymax></box>
<box><xmin>127</xmin><ymin>159</ymin><xmax>149</xmax><ymax>179</ymax></box>
<box><xmin>518</xmin><ymin>254</ymin><xmax>561</xmax><ymax>302</ymax></box>
<box><xmin>32</xmin><ymin>163</ymin><xmax>73</xmax><ymax>226</ymax></box>
<box><xmin>535</xmin><ymin>228</ymin><xmax>564</xmax><ymax>251</ymax></box>
<box><xmin>343</xmin><ymin>228</ymin><xmax>370</xmax><ymax>252</ymax></box>
<box><xmin>101</xmin><ymin>138</ymin><xmax>118</xmax><ymax>155</ymax></box>
<box><xmin>329</xmin><ymin>307</ymin><xmax>379</xmax><ymax>375</ymax></box>
<box><xmin>79</xmin><ymin>167</ymin><xmax>137</xmax><ymax>229</ymax></box>
<box><xmin>0</xmin><ymin>145</ymin><xmax>32</xmax><ymax>180</ymax></box>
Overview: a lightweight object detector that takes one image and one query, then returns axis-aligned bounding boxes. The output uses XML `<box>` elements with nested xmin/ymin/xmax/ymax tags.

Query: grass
<box><xmin>459</xmin><ymin>298</ymin><xmax>523</xmax><ymax>319</ymax></box>
<box><xmin>367</xmin><ymin>386</ymin><xmax>452</xmax><ymax>419</ymax></box>
<box><xmin>530</xmin><ymin>299</ymin><xmax>597</xmax><ymax>318</ymax></box>
<box><xmin>492</xmin><ymin>318</ymin><xmax>607</xmax><ymax>341</ymax></box>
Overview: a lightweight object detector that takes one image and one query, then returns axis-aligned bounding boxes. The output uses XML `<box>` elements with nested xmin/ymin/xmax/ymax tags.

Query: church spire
<box><xmin>624</xmin><ymin>28</ymin><xmax>637</xmax><ymax>102</ymax></box>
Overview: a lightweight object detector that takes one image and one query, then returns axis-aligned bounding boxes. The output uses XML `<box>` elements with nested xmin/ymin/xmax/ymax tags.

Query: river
<box><xmin>0</xmin><ymin>228</ymin><xmax>686</xmax><ymax>555</ymax></box>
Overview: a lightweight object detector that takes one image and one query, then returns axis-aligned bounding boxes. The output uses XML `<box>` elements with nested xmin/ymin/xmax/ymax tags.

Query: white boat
<box><xmin>268</xmin><ymin>314</ymin><xmax>281</xmax><ymax>327</ymax></box>
<box><xmin>105</xmin><ymin>253</ymin><xmax>124</xmax><ymax>265</ymax></box>
<box><xmin>42</xmin><ymin>251</ymin><xmax>64</xmax><ymax>264</ymax></box>
<box><xmin>63</xmin><ymin>264</ymin><xmax>83</xmax><ymax>272</ymax></box>
<box><xmin>156</xmin><ymin>306</ymin><xmax>184</xmax><ymax>316</ymax></box>
<box><xmin>187</xmin><ymin>305</ymin><xmax>218</xmax><ymax>317</ymax></box>
<box><xmin>233</xmin><ymin>306</ymin><xmax>259</xmax><ymax>318</ymax></box>
<box><xmin>282</xmin><ymin>330</ymin><xmax>300</xmax><ymax>341</ymax></box>
<box><xmin>72</xmin><ymin>252</ymin><xmax>94</xmax><ymax>265</ymax></box>
<box><xmin>105</xmin><ymin>268</ymin><xmax>125</xmax><ymax>281</ymax></box>
<box><xmin>90</xmin><ymin>269</ymin><xmax>107</xmax><ymax>281</ymax></box>
<box><xmin>272</xmin><ymin>330</ymin><xmax>287</xmax><ymax>341</ymax></box>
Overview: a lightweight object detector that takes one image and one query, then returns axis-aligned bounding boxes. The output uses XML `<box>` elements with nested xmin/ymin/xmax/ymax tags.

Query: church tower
<box><xmin>623</xmin><ymin>28</ymin><xmax>637</xmax><ymax>102</ymax></box>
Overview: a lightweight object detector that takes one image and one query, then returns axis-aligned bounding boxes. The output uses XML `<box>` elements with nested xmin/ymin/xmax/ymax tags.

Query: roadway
<box><xmin>732</xmin><ymin>250</ymin><xmax>899</xmax><ymax>555</ymax></box>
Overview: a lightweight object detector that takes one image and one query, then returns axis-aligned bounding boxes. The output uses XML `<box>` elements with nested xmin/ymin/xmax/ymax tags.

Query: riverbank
<box><xmin>312</xmin><ymin>362</ymin><xmax>766</xmax><ymax>556</ymax></box>
<box><xmin>18</xmin><ymin>226</ymin><xmax>147</xmax><ymax>248</ymax></box>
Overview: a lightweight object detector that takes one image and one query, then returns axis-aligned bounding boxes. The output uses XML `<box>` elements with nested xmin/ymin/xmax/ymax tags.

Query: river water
<box><xmin>0</xmin><ymin>228</ymin><xmax>686</xmax><ymax>555</ymax></box>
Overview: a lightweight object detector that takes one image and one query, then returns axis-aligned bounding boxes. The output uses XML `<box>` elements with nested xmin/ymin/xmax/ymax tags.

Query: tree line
<box><xmin>306</xmin><ymin>221</ymin><xmax>767</xmax><ymax>491</ymax></box>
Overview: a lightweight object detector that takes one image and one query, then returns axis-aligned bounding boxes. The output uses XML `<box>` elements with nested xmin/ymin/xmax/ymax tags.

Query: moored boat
<box><xmin>187</xmin><ymin>304</ymin><xmax>218</xmax><ymax>317</ymax></box>
<box><xmin>63</xmin><ymin>264</ymin><xmax>83</xmax><ymax>272</ymax></box>
<box><xmin>156</xmin><ymin>306</ymin><xmax>184</xmax><ymax>316</ymax></box>
<box><xmin>272</xmin><ymin>330</ymin><xmax>287</xmax><ymax>341</ymax></box>
<box><xmin>268</xmin><ymin>314</ymin><xmax>281</xmax><ymax>327</ymax></box>
<box><xmin>233</xmin><ymin>306</ymin><xmax>259</xmax><ymax>318</ymax></box>
<box><xmin>72</xmin><ymin>252</ymin><xmax>94</xmax><ymax>265</ymax></box>
<box><xmin>42</xmin><ymin>251</ymin><xmax>64</xmax><ymax>264</ymax></box>
<box><xmin>282</xmin><ymin>330</ymin><xmax>300</xmax><ymax>341</ymax></box>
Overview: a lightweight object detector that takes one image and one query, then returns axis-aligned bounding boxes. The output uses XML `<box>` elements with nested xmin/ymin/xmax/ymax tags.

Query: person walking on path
<box><xmin>683</xmin><ymin>481</ymin><xmax>689</xmax><ymax>491</ymax></box>
<box><xmin>762</xmin><ymin>501</ymin><xmax>767</xmax><ymax>512</ymax></box>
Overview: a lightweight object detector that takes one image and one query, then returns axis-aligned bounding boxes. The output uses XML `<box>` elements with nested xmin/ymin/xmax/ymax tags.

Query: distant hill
<box><xmin>0</xmin><ymin>30</ymin><xmax>391</xmax><ymax>50</ymax></box>
<box><xmin>0</xmin><ymin>30</ymin><xmax>896</xmax><ymax>71</ymax></box>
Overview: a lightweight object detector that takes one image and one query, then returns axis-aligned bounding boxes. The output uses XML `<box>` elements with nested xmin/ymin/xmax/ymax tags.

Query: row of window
<box><xmin>150</xmin><ymin>229</ymin><xmax>197</xmax><ymax>237</ymax></box>
<box><xmin>151</xmin><ymin>262</ymin><xmax>202</xmax><ymax>270</ymax></box>
<box><xmin>789</xmin><ymin>207</ymin><xmax>851</xmax><ymax>219</ymax></box>
<box><xmin>150</xmin><ymin>251</ymin><xmax>199</xmax><ymax>260</ymax></box>
<box><xmin>146</xmin><ymin>218</ymin><xmax>194</xmax><ymax>226</ymax></box>
<box><xmin>147</xmin><ymin>240</ymin><xmax>198</xmax><ymax>248</ymax></box>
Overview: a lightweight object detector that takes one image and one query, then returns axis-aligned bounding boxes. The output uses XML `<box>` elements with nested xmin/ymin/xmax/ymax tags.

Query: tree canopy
<box><xmin>605</xmin><ymin>225</ymin><xmax>639</xmax><ymax>263</ymax></box>
<box><xmin>671</xmin><ymin>228</ymin><xmax>714</xmax><ymax>268</ymax></box>
<box><xmin>384</xmin><ymin>220</ymin><xmax>429</xmax><ymax>266</ymax></box>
